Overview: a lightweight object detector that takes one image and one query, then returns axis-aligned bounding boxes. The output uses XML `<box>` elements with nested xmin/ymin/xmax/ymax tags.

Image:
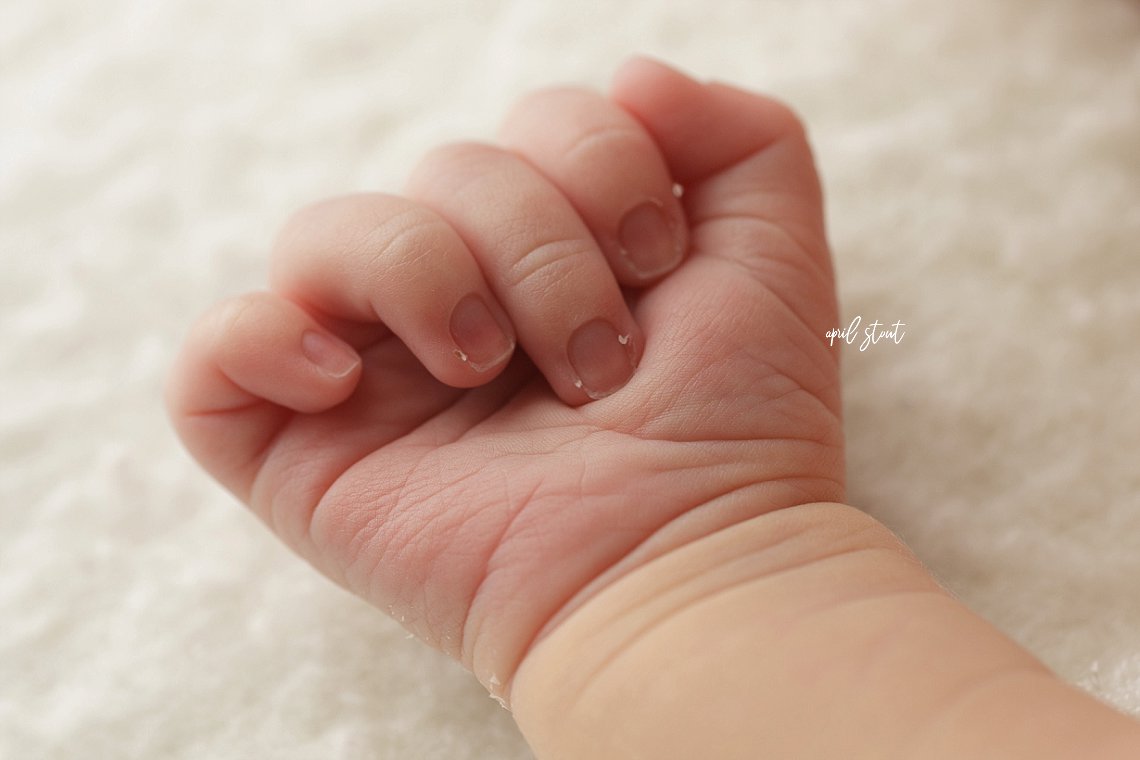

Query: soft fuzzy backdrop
<box><xmin>3</xmin><ymin>0</ymin><xmax>1139</xmax><ymax>757</ymax></box>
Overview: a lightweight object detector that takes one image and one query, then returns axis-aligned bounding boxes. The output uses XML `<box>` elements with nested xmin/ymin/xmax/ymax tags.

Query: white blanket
<box><xmin>3</xmin><ymin>0</ymin><xmax>1138</xmax><ymax>756</ymax></box>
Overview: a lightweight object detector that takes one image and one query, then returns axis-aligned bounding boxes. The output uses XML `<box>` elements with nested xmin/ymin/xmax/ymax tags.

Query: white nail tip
<box><xmin>618</xmin><ymin>242</ymin><xmax>683</xmax><ymax>280</ymax></box>
<box><xmin>453</xmin><ymin>339</ymin><xmax>515</xmax><ymax>373</ymax></box>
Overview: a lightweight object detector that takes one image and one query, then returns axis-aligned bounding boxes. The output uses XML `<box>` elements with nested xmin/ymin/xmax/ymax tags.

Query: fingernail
<box><xmin>301</xmin><ymin>330</ymin><xmax>360</xmax><ymax>379</ymax></box>
<box><xmin>449</xmin><ymin>294</ymin><xmax>515</xmax><ymax>372</ymax></box>
<box><xmin>618</xmin><ymin>200</ymin><xmax>683</xmax><ymax>278</ymax></box>
<box><xmin>567</xmin><ymin>319</ymin><xmax>636</xmax><ymax>400</ymax></box>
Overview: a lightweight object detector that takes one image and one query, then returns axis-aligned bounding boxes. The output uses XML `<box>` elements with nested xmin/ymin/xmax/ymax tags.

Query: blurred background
<box><xmin>2</xmin><ymin>0</ymin><xmax>1138</xmax><ymax>757</ymax></box>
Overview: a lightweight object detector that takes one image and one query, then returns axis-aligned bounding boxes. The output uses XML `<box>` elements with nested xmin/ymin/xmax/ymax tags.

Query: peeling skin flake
<box><xmin>487</xmin><ymin>675</ymin><xmax>509</xmax><ymax>711</ymax></box>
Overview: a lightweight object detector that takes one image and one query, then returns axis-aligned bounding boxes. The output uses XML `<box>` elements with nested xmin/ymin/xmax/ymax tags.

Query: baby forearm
<box><xmin>511</xmin><ymin>502</ymin><xmax>1140</xmax><ymax>759</ymax></box>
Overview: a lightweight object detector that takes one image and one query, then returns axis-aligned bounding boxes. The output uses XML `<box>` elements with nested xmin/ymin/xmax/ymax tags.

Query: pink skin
<box><xmin>165</xmin><ymin>57</ymin><xmax>841</xmax><ymax>700</ymax></box>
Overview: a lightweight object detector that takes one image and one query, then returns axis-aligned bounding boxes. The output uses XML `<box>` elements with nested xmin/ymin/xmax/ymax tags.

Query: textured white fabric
<box><xmin>3</xmin><ymin>0</ymin><xmax>1139</xmax><ymax>757</ymax></box>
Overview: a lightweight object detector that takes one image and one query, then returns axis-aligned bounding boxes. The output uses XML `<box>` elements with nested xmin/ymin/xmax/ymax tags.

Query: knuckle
<box><xmin>501</xmin><ymin>87</ymin><xmax>648</xmax><ymax>164</ymax></box>
<box><xmin>502</xmin><ymin>236</ymin><xmax>590</xmax><ymax>290</ymax></box>
<box><xmin>507</xmin><ymin>85</ymin><xmax>596</xmax><ymax>120</ymax></box>
<box><xmin>270</xmin><ymin>193</ymin><xmax>448</xmax><ymax>294</ymax></box>
<box><xmin>359</xmin><ymin>205</ymin><xmax>450</xmax><ymax>273</ymax></box>
<box><xmin>562</xmin><ymin>121</ymin><xmax>646</xmax><ymax>164</ymax></box>
<box><xmin>410</xmin><ymin>140</ymin><xmax>499</xmax><ymax>189</ymax></box>
<box><xmin>202</xmin><ymin>292</ymin><xmax>275</xmax><ymax>350</ymax></box>
<box><xmin>275</xmin><ymin>194</ymin><xmax>359</xmax><ymax>249</ymax></box>
<box><xmin>271</xmin><ymin>194</ymin><xmax>387</xmax><ymax>283</ymax></box>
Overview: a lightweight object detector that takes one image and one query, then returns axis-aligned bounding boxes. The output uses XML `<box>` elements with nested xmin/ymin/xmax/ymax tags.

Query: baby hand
<box><xmin>168</xmin><ymin>56</ymin><xmax>840</xmax><ymax>718</ymax></box>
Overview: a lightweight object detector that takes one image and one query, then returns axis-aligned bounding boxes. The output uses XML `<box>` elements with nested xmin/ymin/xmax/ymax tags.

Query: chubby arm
<box><xmin>512</xmin><ymin>502</ymin><xmax>1140</xmax><ymax>760</ymax></box>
